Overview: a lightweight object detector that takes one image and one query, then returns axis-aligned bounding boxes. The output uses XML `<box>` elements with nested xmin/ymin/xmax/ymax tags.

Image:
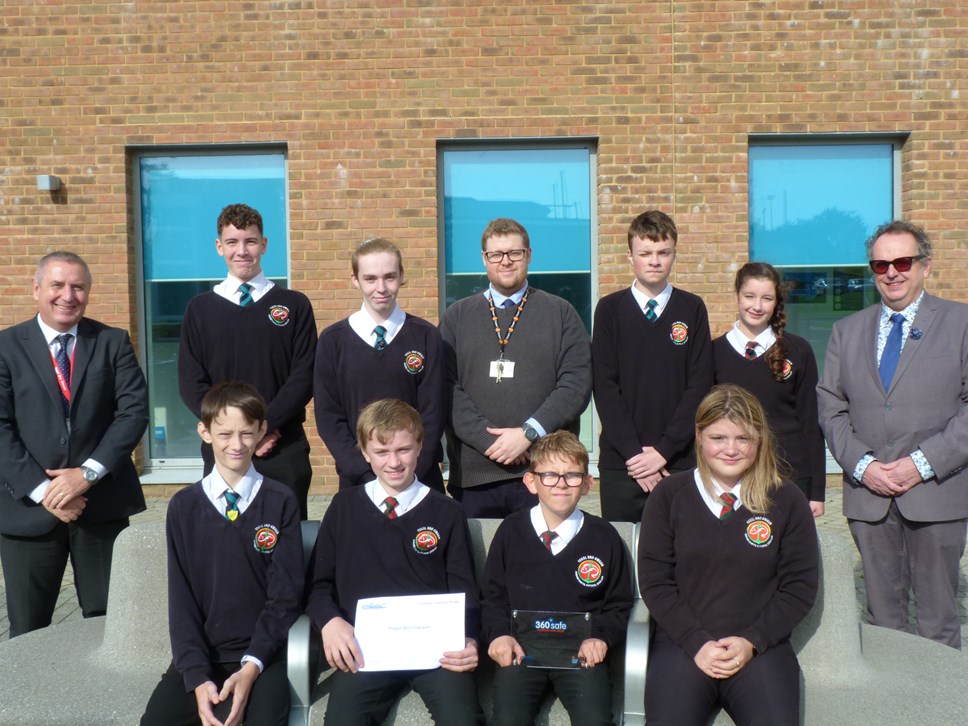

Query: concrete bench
<box><xmin>288</xmin><ymin>518</ymin><xmax>645</xmax><ymax>726</ymax></box>
<box><xmin>2</xmin><ymin>519</ymin><xmax>967</xmax><ymax>725</ymax></box>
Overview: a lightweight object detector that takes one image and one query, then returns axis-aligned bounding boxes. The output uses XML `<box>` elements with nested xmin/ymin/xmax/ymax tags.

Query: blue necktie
<box><xmin>374</xmin><ymin>325</ymin><xmax>387</xmax><ymax>351</ymax></box>
<box><xmin>645</xmin><ymin>299</ymin><xmax>658</xmax><ymax>322</ymax></box>
<box><xmin>879</xmin><ymin>313</ymin><xmax>906</xmax><ymax>391</ymax></box>
<box><xmin>224</xmin><ymin>490</ymin><xmax>241</xmax><ymax>521</ymax></box>
<box><xmin>238</xmin><ymin>282</ymin><xmax>253</xmax><ymax>308</ymax></box>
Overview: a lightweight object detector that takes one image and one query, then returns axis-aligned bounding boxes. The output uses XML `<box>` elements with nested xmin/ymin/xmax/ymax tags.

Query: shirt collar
<box><xmin>725</xmin><ymin>320</ymin><xmax>776</xmax><ymax>356</ymax></box>
<box><xmin>226</xmin><ymin>271</ymin><xmax>271</xmax><ymax>294</ymax></box>
<box><xmin>365</xmin><ymin>477</ymin><xmax>428</xmax><ymax>514</ymax></box>
<box><xmin>36</xmin><ymin>315</ymin><xmax>79</xmax><ymax>346</ymax></box>
<box><xmin>202</xmin><ymin>464</ymin><xmax>262</xmax><ymax>504</ymax></box>
<box><xmin>629</xmin><ymin>281</ymin><xmax>673</xmax><ymax>314</ymax></box>
<box><xmin>529</xmin><ymin>504</ymin><xmax>584</xmax><ymax>547</ymax></box>
<box><xmin>880</xmin><ymin>291</ymin><xmax>924</xmax><ymax>325</ymax></box>
<box><xmin>694</xmin><ymin>468</ymin><xmax>743</xmax><ymax>512</ymax></box>
<box><xmin>485</xmin><ymin>282</ymin><xmax>528</xmax><ymax>308</ymax></box>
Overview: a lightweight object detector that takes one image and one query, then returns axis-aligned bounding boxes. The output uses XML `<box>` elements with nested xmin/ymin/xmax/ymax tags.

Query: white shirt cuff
<box><xmin>29</xmin><ymin>479</ymin><xmax>52</xmax><ymax>504</ymax></box>
<box><xmin>241</xmin><ymin>655</ymin><xmax>264</xmax><ymax>673</ymax></box>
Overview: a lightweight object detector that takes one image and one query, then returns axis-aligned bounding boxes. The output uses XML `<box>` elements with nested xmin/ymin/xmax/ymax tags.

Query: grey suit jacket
<box><xmin>0</xmin><ymin>317</ymin><xmax>149</xmax><ymax>537</ymax></box>
<box><xmin>817</xmin><ymin>293</ymin><xmax>968</xmax><ymax>522</ymax></box>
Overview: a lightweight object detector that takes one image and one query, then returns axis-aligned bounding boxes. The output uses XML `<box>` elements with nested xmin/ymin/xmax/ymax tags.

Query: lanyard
<box><xmin>49</xmin><ymin>345</ymin><xmax>75</xmax><ymax>403</ymax></box>
<box><xmin>487</xmin><ymin>288</ymin><xmax>530</xmax><ymax>357</ymax></box>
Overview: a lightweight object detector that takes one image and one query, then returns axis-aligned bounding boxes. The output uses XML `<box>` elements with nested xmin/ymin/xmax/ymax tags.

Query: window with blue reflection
<box><xmin>749</xmin><ymin>143</ymin><xmax>896</xmax><ymax>372</ymax></box>
<box><xmin>138</xmin><ymin>152</ymin><xmax>287</xmax><ymax>460</ymax></box>
<box><xmin>440</xmin><ymin>145</ymin><xmax>595</xmax><ymax>450</ymax></box>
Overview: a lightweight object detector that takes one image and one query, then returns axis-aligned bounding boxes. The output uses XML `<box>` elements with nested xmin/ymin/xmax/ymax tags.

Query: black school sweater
<box><xmin>166</xmin><ymin>478</ymin><xmax>304</xmax><ymax>691</ymax></box>
<box><xmin>481</xmin><ymin>508</ymin><xmax>633</xmax><ymax>648</ymax></box>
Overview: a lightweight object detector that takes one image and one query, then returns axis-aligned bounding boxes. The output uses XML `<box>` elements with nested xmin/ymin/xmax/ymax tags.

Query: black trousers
<box><xmin>599</xmin><ymin>467</ymin><xmax>651</xmax><ymax>523</ymax></box>
<box><xmin>202</xmin><ymin>432</ymin><xmax>312</xmax><ymax>519</ymax></box>
<box><xmin>490</xmin><ymin>662</ymin><xmax>613</xmax><ymax>726</ymax></box>
<box><xmin>450</xmin><ymin>477</ymin><xmax>537</xmax><ymax>519</ymax></box>
<box><xmin>645</xmin><ymin>629</ymin><xmax>800</xmax><ymax>726</ymax></box>
<box><xmin>323</xmin><ymin>668</ymin><xmax>483</xmax><ymax>726</ymax></box>
<box><xmin>141</xmin><ymin>659</ymin><xmax>289</xmax><ymax>726</ymax></box>
<box><xmin>0</xmin><ymin>517</ymin><xmax>128</xmax><ymax>638</ymax></box>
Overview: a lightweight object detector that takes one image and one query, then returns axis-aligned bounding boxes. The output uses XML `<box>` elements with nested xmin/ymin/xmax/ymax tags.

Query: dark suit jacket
<box><xmin>817</xmin><ymin>293</ymin><xmax>968</xmax><ymax>522</ymax></box>
<box><xmin>0</xmin><ymin>317</ymin><xmax>148</xmax><ymax>537</ymax></box>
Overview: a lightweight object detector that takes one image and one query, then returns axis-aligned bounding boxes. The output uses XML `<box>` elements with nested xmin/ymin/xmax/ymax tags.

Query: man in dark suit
<box><xmin>0</xmin><ymin>251</ymin><xmax>148</xmax><ymax>638</ymax></box>
<box><xmin>818</xmin><ymin>220</ymin><xmax>968</xmax><ymax>648</ymax></box>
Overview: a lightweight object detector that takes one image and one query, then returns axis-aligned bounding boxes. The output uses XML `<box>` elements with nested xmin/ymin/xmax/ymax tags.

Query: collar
<box><xmin>880</xmin><ymin>291</ymin><xmax>924</xmax><ymax>326</ymax></box>
<box><xmin>365</xmin><ymin>476</ymin><xmax>429</xmax><ymax>516</ymax></box>
<box><xmin>36</xmin><ymin>315</ymin><xmax>79</xmax><ymax>346</ymax></box>
<box><xmin>202</xmin><ymin>464</ymin><xmax>262</xmax><ymax>505</ymax></box>
<box><xmin>630</xmin><ymin>281</ymin><xmax>673</xmax><ymax>315</ymax></box>
<box><xmin>213</xmin><ymin>271</ymin><xmax>274</xmax><ymax>301</ymax></box>
<box><xmin>529</xmin><ymin>504</ymin><xmax>584</xmax><ymax>550</ymax></box>
<box><xmin>348</xmin><ymin>304</ymin><xmax>406</xmax><ymax>345</ymax></box>
<box><xmin>694</xmin><ymin>468</ymin><xmax>743</xmax><ymax>516</ymax></box>
<box><xmin>484</xmin><ymin>282</ymin><xmax>528</xmax><ymax>308</ymax></box>
<box><xmin>725</xmin><ymin>320</ymin><xmax>776</xmax><ymax>357</ymax></box>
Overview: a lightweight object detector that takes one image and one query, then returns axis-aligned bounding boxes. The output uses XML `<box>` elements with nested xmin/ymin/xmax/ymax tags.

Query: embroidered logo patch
<box><xmin>778</xmin><ymin>359</ymin><xmax>794</xmax><ymax>381</ymax></box>
<box><xmin>268</xmin><ymin>305</ymin><xmax>290</xmax><ymax>326</ymax></box>
<box><xmin>575</xmin><ymin>555</ymin><xmax>604</xmax><ymax>587</ymax></box>
<box><xmin>404</xmin><ymin>350</ymin><xmax>425</xmax><ymax>375</ymax></box>
<box><xmin>253</xmin><ymin>524</ymin><xmax>280</xmax><ymax>553</ymax></box>
<box><xmin>745</xmin><ymin>518</ymin><xmax>774</xmax><ymax>548</ymax></box>
<box><xmin>413</xmin><ymin>526</ymin><xmax>440</xmax><ymax>555</ymax></box>
<box><xmin>670</xmin><ymin>322</ymin><xmax>689</xmax><ymax>345</ymax></box>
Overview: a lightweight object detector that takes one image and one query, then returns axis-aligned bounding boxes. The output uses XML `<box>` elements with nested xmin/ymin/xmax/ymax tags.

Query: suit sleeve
<box><xmin>263</xmin><ymin>295</ymin><xmax>317</xmax><ymax>433</ymax></box>
<box><xmin>529</xmin><ymin>300</ymin><xmax>592</xmax><ymax>435</ymax></box>
<box><xmin>917</xmin><ymin>312</ymin><xmax>968</xmax><ymax>479</ymax></box>
<box><xmin>817</xmin><ymin>321</ymin><xmax>876</xmax><ymax>473</ymax></box>
<box><xmin>0</xmin><ymin>343</ymin><xmax>49</xmax><ymax>499</ymax></box>
<box><xmin>415</xmin><ymin>326</ymin><xmax>447</xmax><ymax>482</ymax></box>
<box><xmin>592</xmin><ymin>296</ymin><xmax>645</xmax><ymax>460</ymax></box>
<box><xmin>313</xmin><ymin>330</ymin><xmax>372</xmax><ymax>485</ymax></box>
<box><xmin>654</xmin><ymin>300</ymin><xmax>714</xmax><ymax>463</ymax></box>
<box><xmin>88</xmin><ymin>330</ymin><xmax>149</xmax><ymax>475</ymax></box>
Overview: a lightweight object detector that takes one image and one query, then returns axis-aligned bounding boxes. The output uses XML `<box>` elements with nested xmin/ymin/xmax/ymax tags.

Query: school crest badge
<box><xmin>404</xmin><ymin>350</ymin><xmax>425</xmax><ymax>375</ymax></box>
<box><xmin>413</xmin><ymin>526</ymin><xmax>440</xmax><ymax>555</ymax></box>
<box><xmin>253</xmin><ymin>524</ymin><xmax>280</xmax><ymax>553</ymax></box>
<box><xmin>778</xmin><ymin>359</ymin><xmax>794</xmax><ymax>381</ymax></box>
<box><xmin>670</xmin><ymin>321</ymin><xmax>689</xmax><ymax>345</ymax></box>
<box><xmin>575</xmin><ymin>555</ymin><xmax>605</xmax><ymax>588</ymax></box>
<box><xmin>745</xmin><ymin>518</ymin><xmax>774</xmax><ymax>548</ymax></box>
<box><xmin>268</xmin><ymin>305</ymin><xmax>290</xmax><ymax>327</ymax></box>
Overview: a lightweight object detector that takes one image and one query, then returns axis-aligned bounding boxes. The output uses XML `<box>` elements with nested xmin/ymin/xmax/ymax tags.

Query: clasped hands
<box><xmin>41</xmin><ymin>467</ymin><xmax>89</xmax><ymax>522</ymax></box>
<box><xmin>694</xmin><ymin>636</ymin><xmax>754</xmax><ymax>679</ymax></box>
<box><xmin>862</xmin><ymin>457</ymin><xmax>923</xmax><ymax>497</ymax></box>
<box><xmin>626</xmin><ymin>447</ymin><xmax>669</xmax><ymax>493</ymax></box>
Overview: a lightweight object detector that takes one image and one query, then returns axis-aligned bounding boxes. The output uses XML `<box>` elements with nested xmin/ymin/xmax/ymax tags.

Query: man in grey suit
<box><xmin>0</xmin><ymin>252</ymin><xmax>148</xmax><ymax>637</ymax></box>
<box><xmin>818</xmin><ymin>220</ymin><xmax>968</xmax><ymax>648</ymax></box>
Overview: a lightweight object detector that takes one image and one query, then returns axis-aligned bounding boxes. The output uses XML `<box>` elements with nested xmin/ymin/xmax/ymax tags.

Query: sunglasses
<box><xmin>868</xmin><ymin>256</ymin><xmax>924</xmax><ymax>275</ymax></box>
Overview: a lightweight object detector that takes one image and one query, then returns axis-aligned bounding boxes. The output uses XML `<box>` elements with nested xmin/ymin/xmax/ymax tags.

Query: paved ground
<box><xmin>2</xmin><ymin>482</ymin><xmax>967</xmax><ymax>644</ymax></box>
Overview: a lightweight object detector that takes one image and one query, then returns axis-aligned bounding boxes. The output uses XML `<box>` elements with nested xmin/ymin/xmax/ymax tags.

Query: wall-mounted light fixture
<box><xmin>37</xmin><ymin>175</ymin><xmax>62</xmax><ymax>191</ymax></box>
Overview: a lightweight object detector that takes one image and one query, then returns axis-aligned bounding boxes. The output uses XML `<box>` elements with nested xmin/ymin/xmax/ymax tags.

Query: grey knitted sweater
<box><xmin>439</xmin><ymin>287</ymin><xmax>592</xmax><ymax>489</ymax></box>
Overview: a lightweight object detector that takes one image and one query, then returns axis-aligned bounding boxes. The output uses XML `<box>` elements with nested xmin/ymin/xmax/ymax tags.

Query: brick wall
<box><xmin>2</xmin><ymin>1</ymin><xmax>966</xmax><ymax>491</ymax></box>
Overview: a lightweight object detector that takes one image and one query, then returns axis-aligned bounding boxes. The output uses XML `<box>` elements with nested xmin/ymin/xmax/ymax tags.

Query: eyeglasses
<box><xmin>484</xmin><ymin>249</ymin><xmax>528</xmax><ymax>264</ymax></box>
<box><xmin>533</xmin><ymin>471</ymin><xmax>586</xmax><ymax>487</ymax></box>
<box><xmin>868</xmin><ymin>256</ymin><xmax>924</xmax><ymax>275</ymax></box>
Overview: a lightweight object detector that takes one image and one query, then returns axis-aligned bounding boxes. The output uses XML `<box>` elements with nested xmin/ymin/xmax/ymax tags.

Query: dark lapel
<box><xmin>20</xmin><ymin>318</ymin><xmax>64</xmax><ymax>412</ymax></box>
<box><xmin>71</xmin><ymin>318</ymin><xmax>95</xmax><ymax>398</ymax></box>
<box><xmin>887</xmin><ymin>294</ymin><xmax>937</xmax><ymax>396</ymax></box>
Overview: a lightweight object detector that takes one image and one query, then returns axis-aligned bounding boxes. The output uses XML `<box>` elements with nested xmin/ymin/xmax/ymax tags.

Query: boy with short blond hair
<box><xmin>142</xmin><ymin>382</ymin><xmax>303</xmax><ymax>726</ymax></box>
<box><xmin>306</xmin><ymin>398</ymin><xmax>483</xmax><ymax>725</ymax></box>
<box><xmin>482</xmin><ymin>431</ymin><xmax>633</xmax><ymax>726</ymax></box>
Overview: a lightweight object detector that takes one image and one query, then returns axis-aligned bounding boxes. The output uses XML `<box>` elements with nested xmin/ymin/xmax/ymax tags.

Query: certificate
<box><xmin>354</xmin><ymin>593</ymin><xmax>466</xmax><ymax>671</ymax></box>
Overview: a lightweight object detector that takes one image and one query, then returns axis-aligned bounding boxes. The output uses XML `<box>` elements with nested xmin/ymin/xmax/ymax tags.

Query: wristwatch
<box><xmin>80</xmin><ymin>466</ymin><xmax>99</xmax><ymax>483</ymax></box>
<box><xmin>522</xmin><ymin>423</ymin><xmax>540</xmax><ymax>443</ymax></box>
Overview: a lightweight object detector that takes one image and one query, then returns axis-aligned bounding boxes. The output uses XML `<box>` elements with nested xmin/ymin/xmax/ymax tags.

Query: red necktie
<box><xmin>718</xmin><ymin>492</ymin><xmax>737</xmax><ymax>520</ymax></box>
<box><xmin>744</xmin><ymin>341</ymin><xmax>758</xmax><ymax>359</ymax></box>
<box><xmin>382</xmin><ymin>496</ymin><xmax>399</xmax><ymax>519</ymax></box>
<box><xmin>540</xmin><ymin>530</ymin><xmax>558</xmax><ymax>550</ymax></box>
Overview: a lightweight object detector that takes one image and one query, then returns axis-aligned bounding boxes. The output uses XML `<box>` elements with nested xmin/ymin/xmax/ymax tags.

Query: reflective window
<box><xmin>136</xmin><ymin>151</ymin><xmax>288</xmax><ymax>463</ymax></box>
<box><xmin>439</xmin><ymin>143</ymin><xmax>596</xmax><ymax>452</ymax></box>
<box><xmin>749</xmin><ymin>141</ymin><xmax>899</xmax><ymax>371</ymax></box>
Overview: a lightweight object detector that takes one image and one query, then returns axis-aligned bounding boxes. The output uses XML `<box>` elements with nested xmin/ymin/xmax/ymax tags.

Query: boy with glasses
<box><xmin>481</xmin><ymin>431</ymin><xmax>632</xmax><ymax>725</ymax></box>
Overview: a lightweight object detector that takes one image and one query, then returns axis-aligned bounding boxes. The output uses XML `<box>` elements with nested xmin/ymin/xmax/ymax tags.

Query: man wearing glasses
<box><xmin>818</xmin><ymin>220</ymin><xmax>968</xmax><ymax>648</ymax></box>
<box><xmin>440</xmin><ymin>217</ymin><xmax>592</xmax><ymax>518</ymax></box>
